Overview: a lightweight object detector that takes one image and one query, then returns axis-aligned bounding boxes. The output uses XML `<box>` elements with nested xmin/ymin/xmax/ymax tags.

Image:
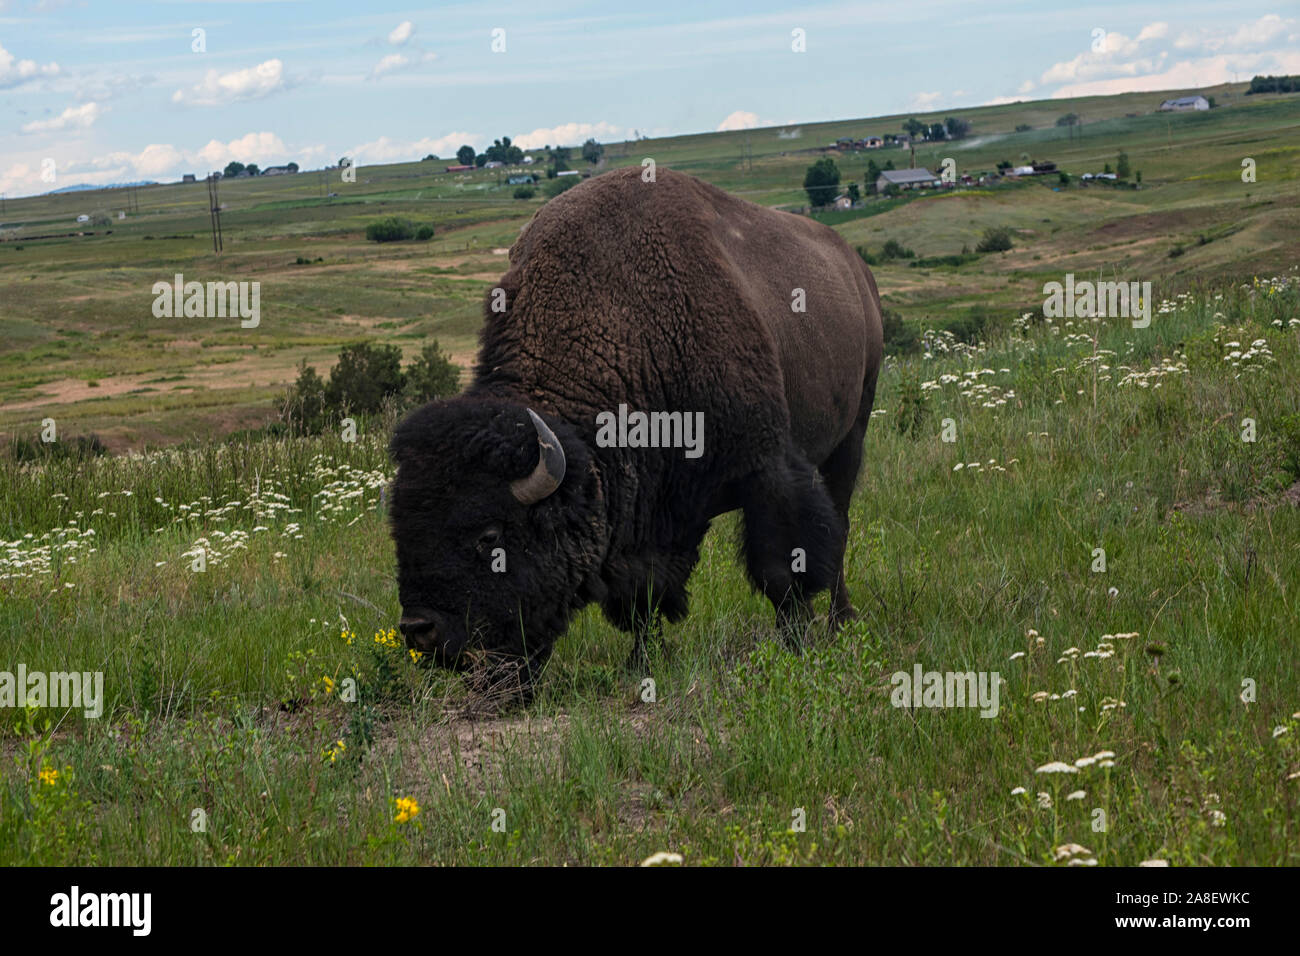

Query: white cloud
<box><xmin>513</xmin><ymin>121</ymin><xmax>628</xmax><ymax>149</ymax></box>
<box><xmin>193</xmin><ymin>131</ymin><xmax>290</xmax><ymax>168</ymax></box>
<box><xmin>388</xmin><ymin>20</ymin><xmax>414</xmax><ymax>45</ymax></box>
<box><xmin>1017</xmin><ymin>79</ymin><xmax>1035</xmax><ymax>94</ymax></box>
<box><xmin>0</xmin><ymin>40</ymin><xmax>59</xmax><ymax>88</ymax></box>
<box><xmin>21</xmin><ymin>101</ymin><xmax>100</xmax><ymax>133</ymax></box>
<box><xmin>1050</xmin><ymin>49</ymin><xmax>1300</xmax><ymax>98</ymax></box>
<box><xmin>369</xmin><ymin>49</ymin><xmax>436</xmax><ymax>79</ymax></box>
<box><xmin>349</xmin><ymin>132</ymin><xmax>482</xmax><ymax>163</ymax></box>
<box><xmin>172</xmin><ymin>59</ymin><xmax>287</xmax><ymax>106</ymax></box>
<box><xmin>716</xmin><ymin>110</ymin><xmax>764</xmax><ymax>131</ymax></box>
<box><xmin>1040</xmin><ymin>15</ymin><xmax>1297</xmax><ymax>94</ymax></box>
<box><xmin>909</xmin><ymin>90</ymin><xmax>943</xmax><ymax>111</ymax></box>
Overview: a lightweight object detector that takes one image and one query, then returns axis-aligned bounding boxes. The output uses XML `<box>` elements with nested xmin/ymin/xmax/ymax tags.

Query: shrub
<box><xmin>415</xmin><ymin>225</ymin><xmax>435</xmax><ymax>241</ymax></box>
<box><xmin>365</xmin><ymin>217</ymin><xmax>416</xmax><ymax>243</ymax></box>
<box><xmin>513</xmin><ymin>186</ymin><xmax>536</xmax><ymax>199</ymax></box>
<box><xmin>882</xmin><ymin>309</ymin><xmax>921</xmax><ymax>355</ymax></box>
<box><xmin>544</xmin><ymin>176</ymin><xmax>581</xmax><ymax>199</ymax></box>
<box><xmin>404</xmin><ymin>340</ymin><xmax>462</xmax><ymax>405</ymax></box>
<box><xmin>975</xmin><ymin>226</ymin><xmax>1013</xmax><ymax>253</ymax></box>
<box><xmin>881</xmin><ymin>239</ymin><xmax>916</xmax><ymax>260</ymax></box>
<box><xmin>281</xmin><ymin>359</ymin><xmax>328</xmax><ymax>433</ymax></box>
<box><xmin>324</xmin><ymin>343</ymin><xmax>406</xmax><ymax>416</ymax></box>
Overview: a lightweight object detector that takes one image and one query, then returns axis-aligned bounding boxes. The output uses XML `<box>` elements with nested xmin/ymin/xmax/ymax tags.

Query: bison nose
<box><xmin>399</xmin><ymin>611</ymin><xmax>436</xmax><ymax>648</ymax></box>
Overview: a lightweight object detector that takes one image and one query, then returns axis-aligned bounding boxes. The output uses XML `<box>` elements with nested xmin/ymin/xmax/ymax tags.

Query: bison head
<box><xmin>388</xmin><ymin>398</ymin><xmax>604</xmax><ymax>697</ymax></box>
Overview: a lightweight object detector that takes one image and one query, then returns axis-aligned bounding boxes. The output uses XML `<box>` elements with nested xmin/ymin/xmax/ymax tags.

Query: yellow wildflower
<box><xmin>394</xmin><ymin>796</ymin><xmax>420</xmax><ymax>824</ymax></box>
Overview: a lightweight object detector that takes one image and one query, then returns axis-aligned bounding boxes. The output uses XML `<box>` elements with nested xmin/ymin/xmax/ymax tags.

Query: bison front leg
<box><xmin>739</xmin><ymin>449</ymin><xmax>845</xmax><ymax>649</ymax></box>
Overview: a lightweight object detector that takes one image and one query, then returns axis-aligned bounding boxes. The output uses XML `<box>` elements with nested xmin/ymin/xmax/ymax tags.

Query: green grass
<box><xmin>2</xmin><ymin>275</ymin><xmax>1297</xmax><ymax>865</ymax></box>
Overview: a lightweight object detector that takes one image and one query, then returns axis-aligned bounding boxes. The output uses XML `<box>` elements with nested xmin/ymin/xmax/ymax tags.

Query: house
<box><xmin>484</xmin><ymin>161</ymin><xmax>505</xmax><ymax>169</ymax></box>
<box><xmin>182</xmin><ymin>173</ymin><xmax>197</xmax><ymax>183</ymax></box>
<box><xmin>445</xmin><ymin>164</ymin><xmax>474</xmax><ymax>172</ymax></box>
<box><xmin>1159</xmin><ymin>95</ymin><xmax>1209</xmax><ymax>112</ymax></box>
<box><xmin>521</xmin><ymin>156</ymin><xmax>534</xmax><ymax>164</ymax></box>
<box><xmin>262</xmin><ymin>165</ymin><xmax>297</xmax><ymax>176</ymax></box>
<box><xmin>830</xmin><ymin>194</ymin><xmax>854</xmax><ymax>210</ymax></box>
<box><xmin>865</xmin><ymin>136</ymin><xmax>884</xmax><ymax>148</ymax></box>
<box><xmin>76</xmin><ymin>214</ymin><xmax>89</xmax><ymax>223</ymax></box>
<box><xmin>556</xmin><ymin>169</ymin><xmax>581</xmax><ymax>177</ymax></box>
<box><xmin>507</xmin><ymin>174</ymin><xmax>537</xmax><ymax>185</ymax></box>
<box><xmin>876</xmin><ymin>168</ymin><xmax>940</xmax><ymax>193</ymax></box>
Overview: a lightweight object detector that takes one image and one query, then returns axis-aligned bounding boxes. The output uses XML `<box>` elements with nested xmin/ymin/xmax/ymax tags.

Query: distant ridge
<box><xmin>45</xmin><ymin>181</ymin><xmax>158</xmax><ymax>195</ymax></box>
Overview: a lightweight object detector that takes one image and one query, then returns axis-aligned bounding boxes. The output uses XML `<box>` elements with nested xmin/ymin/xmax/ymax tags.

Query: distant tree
<box><xmin>1116</xmin><ymin>152</ymin><xmax>1131</xmax><ymax>179</ymax></box>
<box><xmin>282</xmin><ymin>359</ymin><xmax>328</xmax><ymax>433</ymax></box>
<box><xmin>846</xmin><ymin>182</ymin><xmax>861</xmax><ymax>203</ymax></box>
<box><xmin>928</xmin><ymin>122</ymin><xmax>947</xmax><ymax>141</ymax></box>
<box><xmin>865</xmin><ymin>158</ymin><xmax>882</xmax><ymax>192</ymax></box>
<box><xmin>404</xmin><ymin>340</ymin><xmax>461</xmax><ymax>404</ymax></box>
<box><xmin>484</xmin><ymin>136</ymin><xmax>524</xmax><ymax>164</ymax></box>
<box><xmin>803</xmin><ymin>156</ymin><xmax>841</xmax><ymax>207</ymax></box>
<box><xmin>1206</xmin><ymin>96</ymin><xmax>1217</xmax><ymax>108</ymax></box>
<box><xmin>286</xmin><ymin>161</ymin><xmax>299</xmax><ymax>172</ymax></box>
<box><xmin>475</xmin><ymin>153</ymin><xmax>487</xmax><ymax>167</ymax></box>
<box><xmin>975</xmin><ymin>226</ymin><xmax>1014</xmax><ymax>253</ymax></box>
<box><xmin>224</xmin><ymin>161</ymin><xmax>246</xmax><ymax>178</ymax></box>
<box><xmin>415</xmin><ymin>225</ymin><xmax>434</xmax><ymax>240</ymax></box>
<box><xmin>421</xmin><ymin>154</ymin><xmax>437</xmax><ymax>161</ymax></box>
<box><xmin>365</xmin><ymin>217</ymin><xmax>416</xmax><ymax>242</ymax></box>
<box><xmin>1103</xmin><ymin>162</ymin><xmax>1113</xmax><ymax>174</ymax></box>
<box><xmin>944</xmin><ymin>116</ymin><xmax>971</xmax><ymax>139</ymax></box>
<box><xmin>456</xmin><ymin>145</ymin><xmax>476</xmax><ymax>166</ymax></box>
<box><xmin>1055</xmin><ymin>113</ymin><xmax>1080</xmax><ymax>128</ymax></box>
<box><xmin>325</xmin><ymin>343</ymin><xmax>405</xmax><ymax>416</ymax></box>
<box><xmin>1015</xmin><ymin>123</ymin><xmax>1033</xmax><ymax>132</ymax></box>
<box><xmin>581</xmin><ymin>138</ymin><xmax>604</xmax><ymax>164</ymax></box>
<box><xmin>903</xmin><ymin>118</ymin><xmax>926</xmax><ymax>138</ymax></box>
<box><xmin>996</xmin><ymin>159</ymin><xmax>1012</xmax><ymax>170</ymax></box>
<box><xmin>883</xmin><ymin>159</ymin><xmax>895</xmax><ymax>170</ymax></box>
<box><xmin>1135</xmin><ymin>170</ymin><xmax>1142</xmax><ymax>184</ymax></box>
<box><xmin>543</xmin><ymin>176</ymin><xmax>581</xmax><ymax>199</ymax></box>
<box><xmin>1058</xmin><ymin>171</ymin><xmax>1070</xmax><ymax>185</ymax></box>
<box><xmin>246</xmin><ymin>164</ymin><xmax>261</xmax><ymax>176</ymax></box>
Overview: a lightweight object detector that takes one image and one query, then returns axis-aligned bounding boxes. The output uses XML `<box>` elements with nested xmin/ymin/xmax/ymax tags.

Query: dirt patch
<box><xmin>1170</xmin><ymin>480</ymin><xmax>1300</xmax><ymax>517</ymax></box>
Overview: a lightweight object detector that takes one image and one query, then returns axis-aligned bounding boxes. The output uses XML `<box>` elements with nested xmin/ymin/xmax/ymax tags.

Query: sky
<box><xmin>1</xmin><ymin>0</ymin><xmax>1297</xmax><ymax>197</ymax></box>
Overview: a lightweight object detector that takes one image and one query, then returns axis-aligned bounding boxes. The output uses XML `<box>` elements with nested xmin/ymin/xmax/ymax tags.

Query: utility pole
<box><xmin>206</xmin><ymin>173</ymin><xmax>224</xmax><ymax>254</ymax></box>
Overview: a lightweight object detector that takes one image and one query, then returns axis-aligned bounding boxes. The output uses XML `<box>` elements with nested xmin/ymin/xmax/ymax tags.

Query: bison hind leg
<box><xmin>738</xmin><ymin>448</ymin><xmax>845</xmax><ymax>643</ymax></box>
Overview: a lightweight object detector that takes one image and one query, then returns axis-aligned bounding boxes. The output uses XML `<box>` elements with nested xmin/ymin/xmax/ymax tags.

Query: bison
<box><xmin>390</xmin><ymin>166</ymin><xmax>884</xmax><ymax>699</ymax></box>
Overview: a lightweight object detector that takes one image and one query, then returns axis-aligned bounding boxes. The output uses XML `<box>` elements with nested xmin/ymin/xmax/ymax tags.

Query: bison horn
<box><xmin>510</xmin><ymin>408</ymin><xmax>567</xmax><ymax>505</ymax></box>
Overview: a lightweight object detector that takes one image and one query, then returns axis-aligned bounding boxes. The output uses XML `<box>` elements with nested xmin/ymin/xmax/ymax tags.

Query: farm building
<box><xmin>262</xmin><ymin>165</ymin><xmax>298</xmax><ymax>176</ymax></box>
<box><xmin>182</xmin><ymin>173</ymin><xmax>196</xmax><ymax>183</ymax></box>
<box><xmin>865</xmin><ymin>136</ymin><xmax>884</xmax><ymax>148</ymax></box>
<box><xmin>507</xmin><ymin>174</ymin><xmax>537</xmax><ymax>185</ymax></box>
<box><xmin>830</xmin><ymin>194</ymin><xmax>854</xmax><ymax>210</ymax></box>
<box><xmin>876</xmin><ymin>167</ymin><xmax>940</xmax><ymax>192</ymax></box>
<box><xmin>1159</xmin><ymin>95</ymin><xmax>1209</xmax><ymax>112</ymax></box>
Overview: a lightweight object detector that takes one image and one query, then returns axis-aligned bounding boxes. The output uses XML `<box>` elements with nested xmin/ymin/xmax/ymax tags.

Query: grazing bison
<box><xmin>390</xmin><ymin>166</ymin><xmax>884</xmax><ymax>699</ymax></box>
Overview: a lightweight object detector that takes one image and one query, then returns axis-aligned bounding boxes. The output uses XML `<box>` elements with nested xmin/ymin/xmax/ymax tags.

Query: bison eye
<box><xmin>475</xmin><ymin>525</ymin><xmax>502</xmax><ymax>551</ymax></box>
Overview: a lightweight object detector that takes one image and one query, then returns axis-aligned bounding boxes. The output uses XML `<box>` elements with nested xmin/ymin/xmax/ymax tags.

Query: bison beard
<box><xmin>390</xmin><ymin>167</ymin><xmax>884</xmax><ymax>705</ymax></box>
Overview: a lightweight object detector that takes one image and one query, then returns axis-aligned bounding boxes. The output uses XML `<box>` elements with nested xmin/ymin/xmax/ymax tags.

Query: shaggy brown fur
<box><xmin>390</xmin><ymin>166</ymin><xmax>883</xmax><ymax>698</ymax></box>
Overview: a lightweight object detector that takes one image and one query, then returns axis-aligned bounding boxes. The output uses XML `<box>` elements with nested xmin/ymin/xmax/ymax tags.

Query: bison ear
<box><xmin>510</xmin><ymin>408</ymin><xmax>566</xmax><ymax>505</ymax></box>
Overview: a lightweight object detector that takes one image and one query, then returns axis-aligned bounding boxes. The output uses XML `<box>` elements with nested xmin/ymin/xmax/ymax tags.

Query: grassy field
<box><xmin>2</xmin><ymin>81</ymin><xmax>1298</xmax><ymax>448</ymax></box>
<box><xmin>1</xmin><ymin>82</ymin><xmax>1299</xmax><ymax>866</ymax></box>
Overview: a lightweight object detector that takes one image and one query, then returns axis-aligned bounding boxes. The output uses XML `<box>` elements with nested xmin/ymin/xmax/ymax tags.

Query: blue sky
<box><xmin>2</xmin><ymin>0</ymin><xmax>1297</xmax><ymax>197</ymax></box>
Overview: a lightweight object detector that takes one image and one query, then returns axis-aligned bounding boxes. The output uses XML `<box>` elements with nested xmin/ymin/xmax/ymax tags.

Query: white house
<box><xmin>1159</xmin><ymin>95</ymin><xmax>1209</xmax><ymax>112</ymax></box>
